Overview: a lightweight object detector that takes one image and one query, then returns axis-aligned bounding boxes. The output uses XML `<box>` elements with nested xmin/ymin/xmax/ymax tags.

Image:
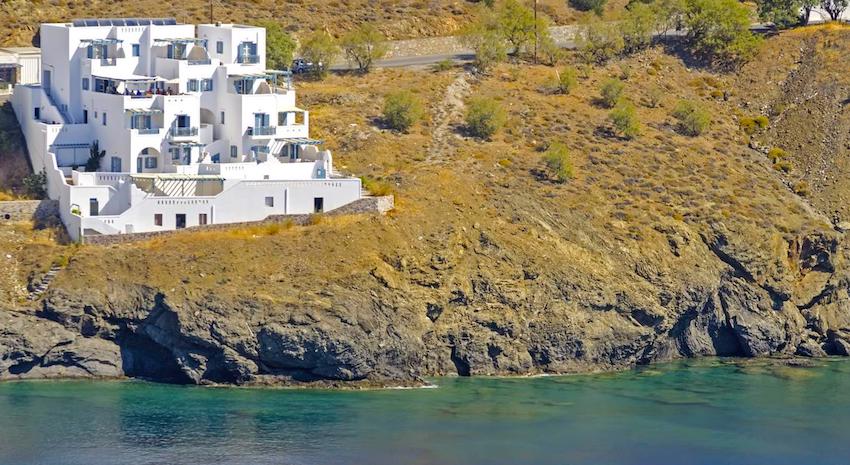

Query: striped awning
<box><xmin>154</xmin><ymin>38</ymin><xmax>206</xmax><ymax>44</ymax></box>
<box><xmin>282</xmin><ymin>137</ymin><xmax>323</xmax><ymax>145</ymax></box>
<box><xmin>126</xmin><ymin>108</ymin><xmax>162</xmax><ymax>114</ymax></box>
<box><xmin>169</xmin><ymin>142</ymin><xmax>206</xmax><ymax>147</ymax></box>
<box><xmin>80</xmin><ymin>38</ymin><xmax>123</xmax><ymax>45</ymax></box>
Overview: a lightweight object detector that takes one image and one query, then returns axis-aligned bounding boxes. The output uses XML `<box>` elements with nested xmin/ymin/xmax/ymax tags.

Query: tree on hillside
<box><xmin>683</xmin><ymin>0</ymin><xmax>762</xmax><ymax>66</ymax></box>
<box><xmin>654</xmin><ymin>0</ymin><xmax>688</xmax><ymax>34</ymax></box>
<box><xmin>340</xmin><ymin>24</ymin><xmax>388</xmax><ymax>73</ymax></box>
<box><xmin>577</xmin><ymin>18</ymin><xmax>624</xmax><ymax>64</ymax></box>
<box><xmin>757</xmin><ymin>0</ymin><xmax>803</xmax><ymax>27</ymax></box>
<box><xmin>258</xmin><ymin>21</ymin><xmax>297</xmax><ymax>70</ymax></box>
<box><xmin>498</xmin><ymin>0</ymin><xmax>539</xmax><ymax>55</ymax></box>
<box><xmin>821</xmin><ymin>0</ymin><xmax>850</xmax><ymax>20</ymax></box>
<box><xmin>299</xmin><ymin>31</ymin><xmax>339</xmax><ymax>79</ymax></box>
<box><xmin>621</xmin><ymin>2</ymin><xmax>658</xmax><ymax>53</ymax></box>
<box><xmin>570</xmin><ymin>0</ymin><xmax>608</xmax><ymax>16</ymax></box>
<box><xmin>383</xmin><ymin>90</ymin><xmax>424</xmax><ymax>132</ymax></box>
<box><xmin>461</xmin><ymin>8</ymin><xmax>508</xmax><ymax>71</ymax></box>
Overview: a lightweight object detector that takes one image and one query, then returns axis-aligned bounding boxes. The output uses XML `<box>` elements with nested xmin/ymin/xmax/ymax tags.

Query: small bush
<box><xmin>556</xmin><ymin>67</ymin><xmax>578</xmax><ymax>94</ymax></box>
<box><xmin>465</xmin><ymin>97</ymin><xmax>506</xmax><ymax>139</ymax></box>
<box><xmin>773</xmin><ymin>160</ymin><xmax>793</xmax><ymax>173</ymax></box>
<box><xmin>22</xmin><ymin>169</ymin><xmax>47</xmax><ymax>199</ymax></box>
<box><xmin>767</xmin><ymin>147</ymin><xmax>786</xmax><ymax>163</ymax></box>
<box><xmin>793</xmin><ymin>180</ymin><xmax>810</xmax><ymax>196</ymax></box>
<box><xmin>543</xmin><ymin>142</ymin><xmax>575</xmax><ymax>182</ymax></box>
<box><xmin>647</xmin><ymin>87</ymin><xmax>664</xmax><ymax>108</ymax></box>
<box><xmin>570</xmin><ymin>0</ymin><xmax>607</xmax><ymax>15</ymax></box>
<box><xmin>599</xmin><ymin>78</ymin><xmax>624</xmax><ymax>108</ymax></box>
<box><xmin>672</xmin><ymin>100</ymin><xmax>711</xmax><ymax>136</ymax></box>
<box><xmin>739</xmin><ymin>117</ymin><xmax>757</xmax><ymax>135</ymax></box>
<box><xmin>609</xmin><ymin>101</ymin><xmax>640</xmax><ymax>139</ymax></box>
<box><xmin>382</xmin><ymin>90</ymin><xmax>423</xmax><ymax>132</ymax></box>
<box><xmin>433</xmin><ymin>59</ymin><xmax>455</xmax><ymax>72</ymax></box>
<box><xmin>754</xmin><ymin>115</ymin><xmax>769</xmax><ymax>129</ymax></box>
<box><xmin>361</xmin><ymin>176</ymin><xmax>394</xmax><ymax>196</ymax></box>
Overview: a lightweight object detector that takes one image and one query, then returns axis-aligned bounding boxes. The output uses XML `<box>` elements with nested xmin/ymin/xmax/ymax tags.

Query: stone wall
<box><xmin>0</xmin><ymin>200</ymin><xmax>60</xmax><ymax>226</ymax></box>
<box><xmin>82</xmin><ymin>195</ymin><xmax>394</xmax><ymax>246</ymax></box>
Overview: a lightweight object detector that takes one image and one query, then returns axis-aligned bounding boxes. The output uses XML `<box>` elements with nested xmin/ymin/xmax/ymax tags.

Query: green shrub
<box><xmin>570</xmin><ymin>0</ymin><xmax>607</xmax><ymax>15</ymax></box>
<box><xmin>599</xmin><ymin>78</ymin><xmax>625</xmax><ymax>108</ymax></box>
<box><xmin>22</xmin><ymin>169</ymin><xmax>47</xmax><ymax>199</ymax></box>
<box><xmin>767</xmin><ymin>147</ymin><xmax>787</xmax><ymax>163</ymax></box>
<box><xmin>754</xmin><ymin>115</ymin><xmax>769</xmax><ymax>129</ymax></box>
<box><xmin>382</xmin><ymin>90</ymin><xmax>424</xmax><ymax>132</ymax></box>
<box><xmin>609</xmin><ymin>101</ymin><xmax>640</xmax><ymax>139</ymax></box>
<box><xmin>739</xmin><ymin>116</ymin><xmax>757</xmax><ymax>135</ymax></box>
<box><xmin>465</xmin><ymin>97</ymin><xmax>506</xmax><ymax>139</ymax></box>
<box><xmin>360</xmin><ymin>176</ymin><xmax>394</xmax><ymax>196</ymax></box>
<box><xmin>433</xmin><ymin>59</ymin><xmax>455</xmax><ymax>72</ymax></box>
<box><xmin>543</xmin><ymin>142</ymin><xmax>575</xmax><ymax>182</ymax></box>
<box><xmin>556</xmin><ymin>66</ymin><xmax>578</xmax><ymax>94</ymax></box>
<box><xmin>773</xmin><ymin>159</ymin><xmax>793</xmax><ymax>173</ymax></box>
<box><xmin>577</xmin><ymin>19</ymin><xmax>624</xmax><ymax>64</ymax></box>
<box><xmin>647</xmin><ymin>87</ymin><xmax>664</xmax><ymax>108</ymax></box>
<box><xmin>672</xmin><ymin>100</ymin><xmax>711</xmax><ymax>136</ymax></box>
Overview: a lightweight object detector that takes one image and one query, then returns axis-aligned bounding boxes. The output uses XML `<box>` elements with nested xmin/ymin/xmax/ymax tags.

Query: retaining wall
<box><xmin>0</xmin><ymin>200</ymin><xmax>60</xmax><ymax>226</ymax></box>
<box><xmin>81</xmin><ymin>195</ymin><xmax>393</xmax><ymax>246</ymax></box>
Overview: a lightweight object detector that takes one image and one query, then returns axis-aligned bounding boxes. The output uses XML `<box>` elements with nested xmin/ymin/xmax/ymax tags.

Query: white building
<box><xmin>0</xmin><ymin>47</ymin><xmax>41</xmax><ymax>94</ymax></box>
<box><xmin>12</xmin><ymin>18</ymin><xmax>361</xmax><ymax>241</ymax></box>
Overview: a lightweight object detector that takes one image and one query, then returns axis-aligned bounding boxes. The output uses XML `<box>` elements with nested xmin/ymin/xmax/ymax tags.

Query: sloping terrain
<box><xmin>0</xmin><ymin>0</ymin><xmax>625</xmax><ymax>47</ymax></box>
<box><xmin>2</xmin><ymin>28</ymin><xmax>850</xmax><ymax>385</ymax></box>
<box><xmin>737</xmin><ymin>24</ymin><xmax>850</xmax><ymax>225</ymax></box>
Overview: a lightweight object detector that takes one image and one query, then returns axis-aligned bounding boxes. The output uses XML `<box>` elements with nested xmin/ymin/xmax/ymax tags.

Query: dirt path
<box><xmin>428</xmin><ymin>70</ymin><xmax>474</xmax><ymax>163</ymax></box>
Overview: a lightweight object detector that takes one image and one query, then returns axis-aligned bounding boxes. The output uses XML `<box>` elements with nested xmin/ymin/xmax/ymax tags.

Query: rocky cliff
<box><xmin>3</xmin><ymin>28</ymin><xmax>850</xmax><ymax>386</ymax></box>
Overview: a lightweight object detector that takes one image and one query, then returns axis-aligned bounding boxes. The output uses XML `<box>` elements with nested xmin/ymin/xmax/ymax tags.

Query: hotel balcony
<box><xmin>169</xmin><ymin>126</ymin><xmax>199</xmax><ymax>140</ymax></box>
<box><xmin>136</xmin><ymin>128</ymin><xmax>161</xmax><ymax>135</ymax></box>
<box><xmin>247</xmin><ymin>125</ymin><xmax>277</xmax><ymax>138</ymax></box>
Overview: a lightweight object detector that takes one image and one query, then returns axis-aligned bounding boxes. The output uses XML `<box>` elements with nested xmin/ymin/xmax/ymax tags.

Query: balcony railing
<box><xmin>137</xmin><ymin>128</ymin><xmax>161</xmax><ymax>135</ymax></box>
<box><xmin>248</xmin><ymin>126</ymin><xmax>276</xmax><ymax>136</ymax></box>
<box><xmin>237</xmin><ymin>55</ymin><xmax>260</xmax><ymax>64</ymax></box>
<box><xmin>188</xmin><ymin>59</ymin><xmax>212</xmax><ymax>65</ymax></box>
<box><xmin>171</xmin><ymin>126</ymin><xmax>198</xmax><ymax>137</ymax></box>
<box><xmin>100</xmin><ymin>57</ymin><xmax>117</xmax><ymax>66</ymax></box>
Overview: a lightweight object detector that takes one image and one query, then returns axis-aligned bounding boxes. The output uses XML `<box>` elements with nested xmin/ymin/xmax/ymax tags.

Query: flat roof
<box><xmin>71</xmin><ymin>18</ymin><xmax>178</xmax><ymax>27</ymax></box>
<box><xmin>130</xmin><ymin>173</ymin><xmax>223</xmax><ymax>180</ymax></box>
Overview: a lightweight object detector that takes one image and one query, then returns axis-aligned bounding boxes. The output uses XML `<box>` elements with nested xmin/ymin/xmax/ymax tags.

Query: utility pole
<box><xmin>533</xmin><ymin>0</ymin><xmax>539</xmax><ymax>64</ymax></box>
<box><xmin>209</xmin><ymin>0</ymin><xmax>214</xmax><ymax>24</ymax></box>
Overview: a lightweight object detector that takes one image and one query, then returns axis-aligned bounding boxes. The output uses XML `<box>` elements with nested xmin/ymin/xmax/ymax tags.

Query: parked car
<box><xmin>291</xmin><ymin>58</ymin><xmax>323</xmax><ymax>74</ymax></box>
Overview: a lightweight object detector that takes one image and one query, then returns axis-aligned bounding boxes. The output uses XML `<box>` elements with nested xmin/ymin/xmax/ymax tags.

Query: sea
<box><xmin>0</xmin><ymin>358</ymin><xmax>848</xmax><ymax>465</ymax></box>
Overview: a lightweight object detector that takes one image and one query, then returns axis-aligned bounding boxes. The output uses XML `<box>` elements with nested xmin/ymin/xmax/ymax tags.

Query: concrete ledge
<box><xmin>0</xmin><ymin>200</ymin><xmax>60</xmax><ymax>227</ymax></box>
<box><xmin>81</xmin><ymin>195</ymin><xmax>394</xmax><ymax>246</ymax></box>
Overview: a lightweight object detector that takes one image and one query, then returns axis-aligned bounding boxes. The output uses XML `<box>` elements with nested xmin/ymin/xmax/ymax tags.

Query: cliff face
<box><xmin>3</xmin><ymin>29</ymin><xmax>850</xmax><ymax>385</ymax></box>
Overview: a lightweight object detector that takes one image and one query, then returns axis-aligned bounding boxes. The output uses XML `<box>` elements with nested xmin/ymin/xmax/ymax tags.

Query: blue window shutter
<box><xmin>87</xmin><ymin>45</ymin><xmax>93</xmax><ymax>59</ymax></box>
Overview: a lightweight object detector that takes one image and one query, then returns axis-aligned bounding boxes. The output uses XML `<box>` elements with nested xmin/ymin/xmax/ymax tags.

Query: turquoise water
<box><xmin>0</xmin><ymin>359</ymin><xmax>848</xmax><ymax>465</ymax></box>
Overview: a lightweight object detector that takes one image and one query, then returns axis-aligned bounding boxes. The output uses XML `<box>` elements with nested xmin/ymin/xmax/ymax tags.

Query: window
<box><xmin>199</xmin><ymin>213</ymin><xmax>208</xmax><ymax>225</ymax></box>
<box><xmin>265</xmin><ymin>196</ymin><xmax>274</xmax><ymax>207</ymax></box>
<box><xmin>171</xmin><ymin>148</ymin><xmax>181</xmax><ymax>160</ymax></box>
<box><xmin>211</xmin><ymin>153</ymin><xmax>220</xmax><ymax>163</ymax></box>
<box><xmin>132</xmin><ymin>44</ymin><xmax>140</xmax><ymax>57</ymax></box>
<box><xmin>82</xmin><ymin>78</ymin><xmax>89</xmax><ymax>90</ymax></box>
<box><xmin>216</xmin><ymin>41</ymin><xmax>223</xmax><ymax>54</ymax></box>
<box><xmin>82</xmin><ymin>110</ymin><xmax>88</xmax><ymax>124</ymax></box>
<box><xmin>102</xmin><ymin>112</ymin><xmax>107</xmax><ymax>126</ymax></box>
<box><xmin>314</xmin><ymin>197</ymin><xmax>324</xmax><ymax>213</ymax></box>
<box><xmin>33</xmin><ymin>107</ymin><xmax>40</xmax><ymax>120</ymax></box>
<box><xmin>278</xmin><ymin>112</ymin><xmax>287</xmax><ymax>126</ymax></box>
<box><xmin>175</xmin><ymin>213</ymin><xmax>186</xmax><ymax>229</ymax></box>
<box><xmin>187</xmin><ymin>79</ymin><xmax>199</xmax><ymax>92</ymax></box>
<box><xmin>230</xmin><ymin>145</ymin><xmax>237</xmax><ymax>158</ymax></box>
<box><xmin>89</xmin><ymin>198</ymin><xmax>99</xmax><ymax>216</ymax></box>
<box><xmin>144</xmin><ymin>157</ymin><xmax>157</xmax><ymax>169</ymax></box>
<box><xmin>154</xmin><ymin>214</ymin><xmax>163</xmax><ymax>226</ymax></box>
<box><xmin>201</xmin><ymin>79</ymin><xmax>213</xmax><ymax>91</ymax></box>
<box><xmin>220</xmin><ymin>111</ymin><xmax>225</xmax><ymax>124</ymax></box>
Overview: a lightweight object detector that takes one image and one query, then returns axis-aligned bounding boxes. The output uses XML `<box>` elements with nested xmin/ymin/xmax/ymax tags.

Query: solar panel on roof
<box><xmin>71</xmin><ymin>17</ymin><xmax>178</xmax><ymax>27</ymax></box>
<box><xmin>85</xmin><ymin>19</ymin><xmax>98</xmax><ymax>26</ymax></box>
<box><xmin>125</xmin><ymin>19</ymin><xmax>138</xmax><ymax>26</ymax></box>
<box><xmin>72</xmin><ymin>19</ymin><xmax>86</xmax><ymax>27</ymax></box>
<box><xmin>164</xmin><ymin>18</ymin><xmax>177</xmax><ymax>25</ymax></box>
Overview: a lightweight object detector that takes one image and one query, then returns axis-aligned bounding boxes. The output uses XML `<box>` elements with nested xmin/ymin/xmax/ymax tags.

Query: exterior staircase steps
<box><xmin>27</xmin><ymin>264</ymin><xmax>63</xmax><ymax>301</ymax></box>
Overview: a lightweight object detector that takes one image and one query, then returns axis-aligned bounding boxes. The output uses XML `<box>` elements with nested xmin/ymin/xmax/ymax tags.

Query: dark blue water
<box><xmin>0</xmin><ymin>358</ymin><xmax>848</xmax><ymax>465</ymax></box>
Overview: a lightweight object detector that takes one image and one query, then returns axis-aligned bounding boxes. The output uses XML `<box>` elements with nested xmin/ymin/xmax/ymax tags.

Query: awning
<box><xmin>154</xmin><ymin>38</ymin><xmax>206</xmax><ymax>44</ymax></box>
<box><xmin>126</xmin><ymin>108</ymin><xmax>162</xmax><ymax>114</ymax></box>
<box><xmin>92</xmin><ymin>73</ymin><xmax>162</xmax><ymax>82</ymax></box>
<box><xmin>281</xmin><ymin>137</ymin><xmax>323</xmax><ymax>145</ymax></box>
<box><xmin>80</xmin><ymin>38</ymin><xmax>123</xmax><ymax>45</ymax></box>
<box><xmin>50</xmin><ymin>143</ymin><xmax>90</xmax><ymax>149</ymax></box>
<box><xmin>169</xmin><ymin>142</ymin><xmax>206</xmax><ymax>147</ymax></box>
<box><xmin>130</xmin><ymin>173</ymin><xmax>223</xmax><ymax>180</ymax></box>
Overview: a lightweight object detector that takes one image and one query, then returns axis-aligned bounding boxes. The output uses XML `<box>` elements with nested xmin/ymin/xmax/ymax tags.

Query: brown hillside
<box><xmin>2</xmin><ymin>27</ymin><xmax>850</xmax><ymax>384</ymax></box>
<box><xmin>0</xmin><ymin>0</ymin><xmax>624</xmax><ymax>47</ymax></box>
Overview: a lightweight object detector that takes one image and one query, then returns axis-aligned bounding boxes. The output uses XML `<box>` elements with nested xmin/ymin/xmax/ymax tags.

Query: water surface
<box><xmin>1</xmin><ymin>358</ymin><xmax>848</xmax><ymax>465</ymax></box>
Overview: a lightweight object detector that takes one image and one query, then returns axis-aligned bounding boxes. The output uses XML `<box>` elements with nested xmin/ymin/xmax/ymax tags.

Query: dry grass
<box><xmin>0</xmin><ymin>0</ymin><xmax>628</xmax><ymax>47</ymax></box>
